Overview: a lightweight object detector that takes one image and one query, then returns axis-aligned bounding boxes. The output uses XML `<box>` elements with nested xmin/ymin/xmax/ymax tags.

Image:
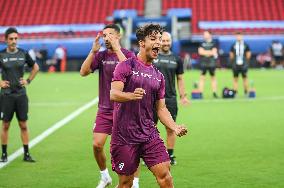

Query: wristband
<box><xmin>27</xmin><ymin>78</ymin><xmax>31</xmax><ymax>84</ymax></box>
<box><xmin>180</xmin><ymin>93</ymin><xmax>187</xmax><ymax>99</ymax></box>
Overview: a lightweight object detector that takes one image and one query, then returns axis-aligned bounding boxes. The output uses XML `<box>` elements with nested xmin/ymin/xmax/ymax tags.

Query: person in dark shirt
<box><xmin>230</xmin><ymin>32</ymin><xmax>251</xmax><ymax>95</ymax></box>
<box><xmin>153</xmin><ymin>31</ymin><xmax>190</xmax><ymax>165</ymax></box>
<box><xmin>110</xmin><ymin>24</ymin><xmax>187</xmax><ymax>188</ymax></box>
<box><xmin>270</xmin><ymin>40</ymin><xmax>284</xmax><ymax>68</ymax></box>
<box><xmin>38</xmin><ymin>44</ymin><xmax>48</xmax><ymax>72</ymax></box>
<box><xmin>0</xmin><ymin>27</ymin><xmax>39</xmax><ymax>163</ymax></box>
<box><xmin>198</xmin><ymin>30</ymin><xmax>219</xmax><ymax>98</ymax></box>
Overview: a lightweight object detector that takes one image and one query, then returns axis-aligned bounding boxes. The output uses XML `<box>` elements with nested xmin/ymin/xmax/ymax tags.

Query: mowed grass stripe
<box><xmin>0</xmin><ymin>97</ymin><xmax>98</xmax><ymax>169</ymax></box>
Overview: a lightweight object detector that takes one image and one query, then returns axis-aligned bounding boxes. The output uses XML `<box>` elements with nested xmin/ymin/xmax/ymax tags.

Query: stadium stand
<box><xmin>0</xmin><ymin>0</ymin><xmax>283</xmax><ymax>69</ymax></box>
<box><xmin>0</xmin><ymin>0</ymin><xmax>144</xmax><ymax>39</ymax></box>
<box><xmin>162</xmin><ymin>0</ymin><xmax>284</xmax><ymax>34</ymax></box>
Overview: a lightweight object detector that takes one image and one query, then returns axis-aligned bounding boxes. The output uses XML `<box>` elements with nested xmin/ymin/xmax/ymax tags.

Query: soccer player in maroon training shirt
<box><xmin>110</xmin><ymin>24</ymin><xmax>188</xmax><ymax>188</ymax></box>
<box><xmin>80</xmin><ymin>24</ymin><xmax>135</xmax><ymax>188</ymax></box>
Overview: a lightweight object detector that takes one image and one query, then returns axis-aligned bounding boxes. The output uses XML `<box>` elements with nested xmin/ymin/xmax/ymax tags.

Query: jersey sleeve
<box><xmin>245</xmin><ymin>43</ymin><xmax>251</xmax><ymax>53</ymax></box>
<box><xmin>213</xmin><ymin>41</ymin><xmax>218</xmax><ymax>49</ymax></box>
<box><xmin>125</xmin><ymin>50</ymin><xmax>136</xmax><ymax>59</ymax></box>
<box><xmin>176</xmin><ymin>56</ymin><xmax>184</xmax><ymax>75</ymax></box>
<box><xmin>112</xmin><ymin>58</ymin><xmax>132</xmax><ymax>83</ymax></box>
<box><xmin>25</xmin><ymin>51</ymin><xmax>35</xmax><ymax>67</ymax></box>
<box><xmin>157</xmin><ymin>74</ymin><xmax>165</xmax><ymax>100</ymax></box>
<box><xmin>90</xmin><ymin>52</ymin><xmax>102</xmax><ymax>72</ymax></box>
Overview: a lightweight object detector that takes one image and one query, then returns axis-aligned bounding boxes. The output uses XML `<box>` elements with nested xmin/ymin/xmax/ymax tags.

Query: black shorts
<box><xmin>233</xmin><ymin>65</ymin><xmax>248</xmax><ymax>78</ymax></box>
<box><xmin>154</xmin><ymin>98</ymin><xmax>178</xmax><ymax>124</ymax></box>
<box><xmin>274</xmin><ymin>56</ymin><xmax>283</xmax><ymax>63</ymax></box>
<box><xmin>201</xmin><ymin>66</ymin><xmax>216</xmax><ymax>76</ymax></box>
<box><xmin>0</xmin><ymin>94</ymin><xmax>29</xmax><ymax>122</ymax></box>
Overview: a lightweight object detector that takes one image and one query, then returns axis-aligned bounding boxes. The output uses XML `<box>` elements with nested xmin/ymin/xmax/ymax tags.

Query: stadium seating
<box><xmin>0</xmin><ymin>0</ymin><xmax>144</xmax><ymax>39</ymax></box>
<box><xmin>0</xmin><ymin>0</ymin><xmax>144</xmax><ymax>25</ymax></box>
<box><xmin>162</xmin><ymin>0</ymin><xmax>284</xmax><ymax>34</ymax></box>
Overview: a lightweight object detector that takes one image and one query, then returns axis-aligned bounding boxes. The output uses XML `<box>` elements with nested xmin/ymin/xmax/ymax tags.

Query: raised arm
<box><xmin>156</xmin><ymin>99</ymin><xmax>188</xmax><ymax>137</ymax></box>
<box><xmin>107</xmin><ymin>34</ymin><xmax>127</xmax><ymax>62</ymax></box>
<box><xmin>80</xmin><ymin>34</ymin><xmax>101</xmax><ymax>76</ymax></box>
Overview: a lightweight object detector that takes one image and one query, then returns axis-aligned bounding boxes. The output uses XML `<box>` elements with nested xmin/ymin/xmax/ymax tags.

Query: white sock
<box><xmin>100</xmin><ymin>168</ymin><xmax>110</xmax><ymax>180</ymax></box>
<box><xmin>133</xmin><ymin>177</ymin><xmax>139</xmax><ymax>187</ymax></box>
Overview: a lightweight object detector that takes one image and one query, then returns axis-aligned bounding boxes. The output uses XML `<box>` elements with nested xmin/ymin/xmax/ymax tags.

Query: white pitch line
<box><xmin>0</xmin><ymin>97</ymin><xmax>99</xmax><ymax>169</ymax></box>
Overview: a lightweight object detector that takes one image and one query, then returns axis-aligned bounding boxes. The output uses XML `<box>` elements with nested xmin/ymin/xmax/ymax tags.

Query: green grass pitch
<box><xmin>0</xmin><ymin>69</ymin><xmax>283</xmax><ymax>188</ymax></box>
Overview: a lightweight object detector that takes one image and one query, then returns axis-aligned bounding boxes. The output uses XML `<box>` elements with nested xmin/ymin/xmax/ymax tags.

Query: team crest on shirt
<box><xmin>153</xmin><ymin>59</ymin><xmax>159</xmax><ymax>63</ymax></box>
<box><xmin>2</xmin><ymin>58</ymin><xmax>8</xmax><ymax>63</ymax></box>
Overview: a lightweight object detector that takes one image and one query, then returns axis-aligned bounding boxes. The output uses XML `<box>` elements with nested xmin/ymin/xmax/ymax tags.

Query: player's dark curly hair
<box><xmin>136</xmin><ymin>24</ymin><xmax>164</xmax><ymax>43</ymax></box>
<box><xmin>5</xmin><ymin>27</ymin><xmax>18</xmax><ymax>39</ymax></box>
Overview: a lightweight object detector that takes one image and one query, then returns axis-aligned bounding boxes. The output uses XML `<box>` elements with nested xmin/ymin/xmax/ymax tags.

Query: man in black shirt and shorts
<box><xmin>230</xmin><ymin>32</ymin><xmax>251</xmax><ymax>95</ymax></box>
<box><xmin>153</xmin><ymin>31</ymin><xmax>190</xmax><ymax>165</ymax></box>
<box><xmin>198</xmin><ymin>30</ymin><xmax>218</xmax><ymax>98</ymax></box>
<box><xmin>0</xmin><ymin>27</ymin><xmax>39</xmax><ymax>162</ymax></box>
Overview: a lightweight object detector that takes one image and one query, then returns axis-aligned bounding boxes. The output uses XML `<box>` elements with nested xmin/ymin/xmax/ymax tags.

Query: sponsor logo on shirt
<box><xmin>102</xmin><ymin>60</ymin><xmax>118</xmax><ymax>65</ymax></box>
<box><xmin>9</xmin><ymin>58</ymin><xmax>18</xmax><ymax>61</ymax></box>
<box><xmin>2</xmin><ymin>57</ymin><xmax>25</xmax><ymax>62</ymax></box>
<box><xmin>132</xmin><ymin>71</ymin><xmax>161</xmax><ymax>82</ymax></box>
<box><xmin>154</xmin><ymin>58</ymin><xmax>177</xmax><ymax>65</ymax></box>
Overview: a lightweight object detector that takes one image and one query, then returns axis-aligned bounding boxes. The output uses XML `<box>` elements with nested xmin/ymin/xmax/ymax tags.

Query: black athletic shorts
<box><xmin>0</xmin><ymin>93</ymin><xmax>29</xmax><ymax>122</ymax></box>
<box><xmin>201</xmin><ymin>66</ymin><xmax>216</xmax><ymax>76</ymax></box>
<box><xmin>274</xmin><ymin>55</ymin><xmax>283</xmax><ymax>63</ymax></box>
<box><xmin>233</xmin><ymin>65</ymin><xmax>248</xmax><ymax>78</ymax></box>
<box><xmin>154</xmin><ymin>98</ymin><xmax>178</xmax><ymax>124</ymax></box>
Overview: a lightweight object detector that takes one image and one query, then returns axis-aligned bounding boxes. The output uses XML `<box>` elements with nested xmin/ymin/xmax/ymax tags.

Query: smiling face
<box><xmin>161</xmin><ymin>32</ymin><xmax>172</xmax><ymax>53</ymax></box>
<box><xmin>6</xmin><ymin>32</ymin><xmax>18</xmax><ymax>52</ymax></box>
<box><xmin>102</xmin><ymin>28</ymin><xmax>120</xmax><ymax>49</ymax></box>
<box><xmin>140</xmin><ymin>31</ymin><xmax>162</xmax><ymax>61</ymax></box>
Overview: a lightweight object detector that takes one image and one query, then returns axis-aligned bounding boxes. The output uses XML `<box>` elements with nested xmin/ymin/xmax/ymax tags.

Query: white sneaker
<box><xmin>131</xmin><ymin>184</ymin><xmax>139</xmax><ymax>188</ymax></box>
<box><xmin>96</xmin><ymin>176</ymin><xmax>112</xmax><ymax>188</ymax></box>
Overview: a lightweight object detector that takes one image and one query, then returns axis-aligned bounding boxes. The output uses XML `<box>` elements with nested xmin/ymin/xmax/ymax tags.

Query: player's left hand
<box><xmin>107</xmin><ymin>34</ymin><xmax>120</xmax><ymax>52</ymax></box>
<box><xmin>174</xmin><ymin>124</ymin><xmax>188</xmax><ymax>137</ymax></box>
<box><xmin>19</xmin><ymin>78</ymin><xmax>29</xmax><ymax>86</ymax></box>
<box><xmin>180</xmin><ymin>97</ymin><xmax>190</xmax><ymax>106</ymax></box>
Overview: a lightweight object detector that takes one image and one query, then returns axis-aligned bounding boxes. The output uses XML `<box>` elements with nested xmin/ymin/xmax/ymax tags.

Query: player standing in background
<box><xmin>230</xmin><ymin>32</ymin><xmax>251</xmax><ymax>95</ymax></box>
<box><xmin>80</xmin><ymin>24</ymin><xmax>136</xmax><ymax>188</ymax></box>
<box><xmin>153</xmin><ymin>31</ymin><xmax>190</xmax><ymax>165</ymax></box>
<box><xmin>110</xmin><ymin>24</ymin><xmax>188</xmax><ymax>188</ymax></box>
<box><xmin>270</xmin><ymin>40</ymin><xmax>284</xmax><ymax>68</ymax></box>
<box><xmin>198</xmin><ymin>30</ymin><xmax>219</xmax><ymax>98</ymax></box>
<box><xmin>0</xmin><ymin>27</ymin><xmax>39</xmax><ymax>163</ymax></box>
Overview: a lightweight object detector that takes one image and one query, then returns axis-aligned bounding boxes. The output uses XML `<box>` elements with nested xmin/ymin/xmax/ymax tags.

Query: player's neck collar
<box><xmin>6</xmin><ymin>48</ymin><xmax>18</xmax><ymax>54</ymax></box>
<box><xmin>137</xmin><ymin>53</ymin><xmax>152</xmax><ymax>67</ymax></box>
<box><xmin>160</xmin><ymin>50</ymin><xmax>172</xmax><ymax>55</ymax></box>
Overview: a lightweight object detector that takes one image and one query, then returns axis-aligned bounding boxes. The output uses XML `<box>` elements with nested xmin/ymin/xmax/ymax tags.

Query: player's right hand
<box><xmin>174</xmin><ymin>124</ymin><xmax>188</xmax><ymax>137</ymax></box>
<box><xmin>91</xmin><ymin>33</ymin><xmax>102</xmax><ymax>53</ymax></box>
<box><xmin>132</xmin><ymin>88</ymin><xmax>146</xmax><ymax>100</ymax></box>
<box><xmin>0</xmin><ymin>80</ymin><xmax>10</xmax><ymax>88</ymax></box>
